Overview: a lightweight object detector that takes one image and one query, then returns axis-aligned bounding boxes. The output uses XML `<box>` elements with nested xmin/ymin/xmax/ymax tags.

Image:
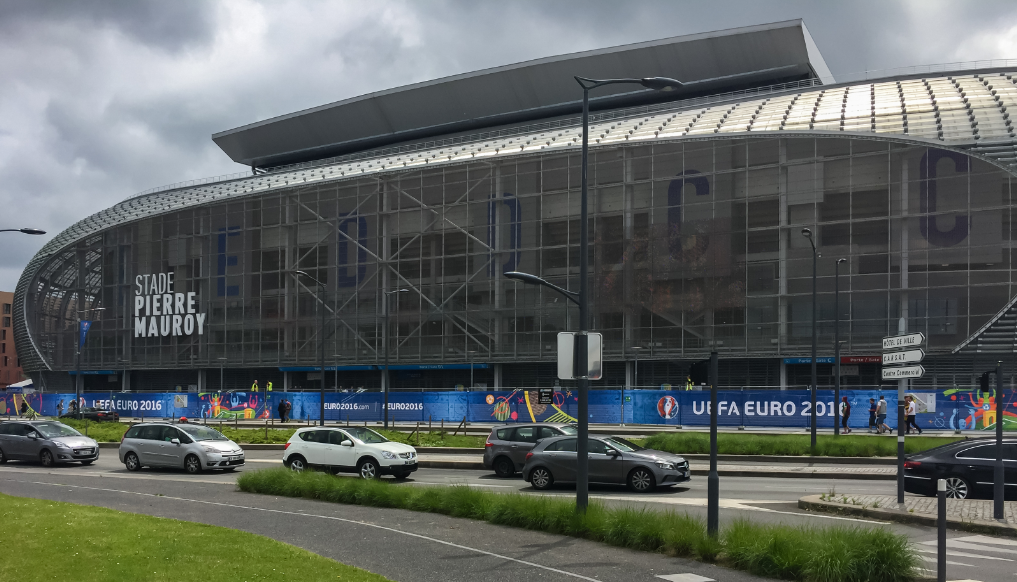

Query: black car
<box><xmin>59</xmin><ymin>407</ymin><xmax>120</xmax><ymax>422</ymax></box>
<box><xmin>904</xmin><ymin>439</ymin><xmax>1017</xmax><ymax>499</ymax></box>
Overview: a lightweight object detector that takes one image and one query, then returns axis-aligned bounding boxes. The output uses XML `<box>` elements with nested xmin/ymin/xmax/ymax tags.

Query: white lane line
<box><xmin>919</xmin><ymin>555</ymin><xmax>974</xmax><ymax>567</ymax></box>
<box><xmin>13</xmin><ymin>479</ymin><xmax>601</xmax><ymax>582</ymax></box>
<box><xmin>587</xmin><ymin>494</ymin><xmax>888</xmax><ymax>525</ymax></box>
<box><xmin>923</xmin><ymin>540</ymin><xmax>1017</xmax><ymax>555</ymax></box>
<box><xmin>952</xmin><ymin>535</ymin><xmax>1017</xmax><ymax>547</ymax></box>
<box><xmin>656</xmin><ymin>574</ymin><xmax>715</xmax><ymax>582</ymax></box>
<box><xmin>915</xmin><ymin>548</ymin><xmax>1013</xmax><ymax>562</ymax></box>
<box><xmin>0</xmin><ymin>467</ymin><xmax>234</xmax><ymax>486</ymax></box>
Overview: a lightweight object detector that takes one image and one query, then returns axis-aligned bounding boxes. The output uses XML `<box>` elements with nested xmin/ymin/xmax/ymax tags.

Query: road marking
<box><xmin>656</xmin><ymin>574</ymin><xmax>714</xmax><ymax>582</ymax></box>
<box><xmin>586</xmin><ymin>494</ymin><xmax>887</xmax><ymax>525</ymax></box>
<box><xmin>13</xmin><ymin>479</ymin><xmax>602</xmax><ymax>582</ymax></box>
<box><xmin>915</xmin><ymin>548</ymin><xmax>1013</xmax><ymax>562</ymax></box>
<box><xmin>926</xmin><ymin>540</ymin><xmax>1017</xmax><ymax>556</ymax></box>
<box><xmin>952</xmin><ymin>535</ymin><xmax>1017</xmax><ymax>547</ymax></box>
<box><xmin>0</xmin><ymin>466</ymin><xmax>234</xmax><ymax>486</ymax></box>
<box><xmin>919</xmin><ymin>555</ymin><xmax>974</xmax><ymax>567</ymax></box>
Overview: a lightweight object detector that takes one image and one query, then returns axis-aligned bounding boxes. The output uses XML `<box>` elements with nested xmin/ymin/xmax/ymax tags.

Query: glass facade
<box><xmin>21</xmin><ymin>136</ymin><xmax>1017</xmax><ymax>389</ymax></box>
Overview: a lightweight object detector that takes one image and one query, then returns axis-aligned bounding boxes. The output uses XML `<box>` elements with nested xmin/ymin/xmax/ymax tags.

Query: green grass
<box><xmin>59</xmin><ymin>419</ymin><xmax>129</xmax><ymax>443</ymax></box>
<box><xmin>0</xmin><ymin>492</ymin><xmax>391</xmax><ymax>582</ymax></box>
<box><xmin>376</xmin><ymin>429</ymin><xmax>486</xmax><ymax>448</ymax></box>
<box><xmin>643</xmin><ymin>432</ymin><xmax>964</xmax><ymax>457</ymax></box>
<box><xmin>237</xmin><ymin>467</ymin><xmax>921</xmax><ymax>582</ymax></box>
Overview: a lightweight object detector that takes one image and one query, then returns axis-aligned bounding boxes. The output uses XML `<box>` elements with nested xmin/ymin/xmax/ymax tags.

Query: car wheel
<box><xmin>357</xmin><ymin>458</ymin><xmax>379</xmax><ymax>480</ymax></box>
<box><xmin>184</xmin><ymin>454</ymin><xmax>202</xmax><ymax>474</ymax></box>
<box><xmin>529</xmin><ymin>467</ymin><xmax>553</xmax><ymax>490</ymax></box>
<box><xmin>124</xmin><ymin>452</ymin><xmax>141</xmax><ymax>471</ymax></box>
<box><xmin>945</xmin><ymin>476</ymin><xmax>970</xmax><ymax>499</ymax></box>
<box><xmin>493</xmin><ymin>456</ymin><xmax>515</xmax><ymax>478</ymax></box>
<box><xmin>0</xmin><ymin>447</ymin><xmax>7</xmax><ymax>464</ymax></box>
<box><xmin>40</xmin><ymin>449</ymin><xmax>54</xmax><ymax>467</ymax></box>
<box><xmin>288</xmin><ymin>455</ymin><xmax>306</xmax><ymax>472</ymax></box>
<box><xmin>80</xmin><ymin>460</ymin><xmax>94</xmax><ymax>466</ymax></box>
<box><xmin>628</xmin><ymin>467</ymin><xmax>656</xmax><ymax>493</ymax></box>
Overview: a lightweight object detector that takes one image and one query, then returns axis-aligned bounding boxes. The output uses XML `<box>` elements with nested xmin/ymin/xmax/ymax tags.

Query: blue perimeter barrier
<box><xmin>2</xmin><ymin>388</ymin><xmax>1013</xmax><ymax>432</ymax></box>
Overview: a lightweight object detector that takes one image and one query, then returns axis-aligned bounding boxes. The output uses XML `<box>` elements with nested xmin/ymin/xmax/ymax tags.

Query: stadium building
<box><xmin>15</xmin><ymin>20</ymin><xmax>1017</xmax><ymax>393</ymax></box>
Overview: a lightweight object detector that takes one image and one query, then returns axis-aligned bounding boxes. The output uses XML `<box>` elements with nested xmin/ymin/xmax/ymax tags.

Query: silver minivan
<box><xmin>119</xmin><ymin>422</ymin><xmax>244</xmax><ymax>473</ymax></box>
<box><xmin>0</xmin><ymin>420</ymin><xmax>99</xmax><ymax>466</ymax></box>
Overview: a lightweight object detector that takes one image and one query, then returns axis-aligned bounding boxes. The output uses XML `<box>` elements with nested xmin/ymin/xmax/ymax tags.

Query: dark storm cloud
<box><xmin>0</xmin><ymin>0</ymin><xmax>217</xmax><ymax>52</ymax></box>
<box><xmin>1</xmin><ymin>0</ymin><xmax>1016</xmax><ymax>292</ymax></box>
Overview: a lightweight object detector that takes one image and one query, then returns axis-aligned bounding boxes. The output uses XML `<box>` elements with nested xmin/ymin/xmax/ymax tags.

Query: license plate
<box><xmin>405</xmin><ymin>460</ymin><xmax>414</xmax><ymax>465</ymax></box>
<box><xmin>76</xmin><ymin>449</ymin><xmax>93</xmax><ymax>455</ymax></box>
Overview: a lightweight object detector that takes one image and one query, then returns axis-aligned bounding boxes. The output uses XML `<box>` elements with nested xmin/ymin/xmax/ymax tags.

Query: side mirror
<box><xmin>341</xmin><ymin>440</ymin><xmax>354</xmax><ymax>447</ymax></box>
<box><xmin>170</xmin><ymin>438</ymin><xmax>181</xmax><ymax>445</ymax></box>
<box><xmin>607</xmin><ymin>449</ymin><xmax>620</xmax><ymax>456</ymax></box>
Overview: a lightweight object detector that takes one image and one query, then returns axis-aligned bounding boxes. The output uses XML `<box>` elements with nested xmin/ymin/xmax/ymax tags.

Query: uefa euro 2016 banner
<box><xmin>2</xmin><ymin>387</ymin><xmax>1014</xmax><ymax>432</ymax></box>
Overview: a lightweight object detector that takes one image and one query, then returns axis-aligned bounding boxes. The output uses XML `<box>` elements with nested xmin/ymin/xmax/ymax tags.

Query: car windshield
<box><xmin>34</xmin><ymin>423</ymin><xmax>82</xmax><ymax>438</ymax></box>
<box><xmin>177</xmin><ymin>424</ymin><xmax>228</xmax><ymax>441</ymax></box>
<box><xmin>603</xmin><ymin>437</ymin><xmax>644</xmax><ymax>452</ymax></box>
<box><xmin>344</xmin><ymin>427</ymin><xmax>388</xmax><ymax>444</ymax></box>
<box><xmin>558</xmin><ymin>425</ymin><xmax>578</xmax><ymax>435</ymax></box>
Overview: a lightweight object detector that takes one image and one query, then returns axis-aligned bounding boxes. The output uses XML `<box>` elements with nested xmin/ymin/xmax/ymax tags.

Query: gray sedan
<box><xmin>0</xmin><ymin>420</ymin><xmax>99</xmax><ymax>466</ymax></box>
<box><xmin>522</xmin><ymin>436</ymin><xmax>690</xmax><ymax>493</ymax></box>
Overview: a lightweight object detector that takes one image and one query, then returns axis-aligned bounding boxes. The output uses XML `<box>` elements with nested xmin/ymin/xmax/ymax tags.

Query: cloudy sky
<box><xmin>1</xmin><ymin>0</ymin><xmax>1016</xmax><ymax>291</ymax></box>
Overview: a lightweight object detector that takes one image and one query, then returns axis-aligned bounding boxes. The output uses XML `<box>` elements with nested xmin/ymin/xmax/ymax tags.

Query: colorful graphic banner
<box><xmin>2</xmin><ymin>387</ymin><xmax>1014</xmax><ymax>431</ymax></box>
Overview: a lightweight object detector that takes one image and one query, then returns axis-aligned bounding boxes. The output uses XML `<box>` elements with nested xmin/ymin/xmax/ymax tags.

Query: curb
<box><xmin>691</xmin><ymin>468</ymin><xmax>893</xmax><ymax>480</ymax></box>
<box><xmin>797</xmin><ymin>495</ymin><xmax>1017</xmax><ymax>538</ymax></box>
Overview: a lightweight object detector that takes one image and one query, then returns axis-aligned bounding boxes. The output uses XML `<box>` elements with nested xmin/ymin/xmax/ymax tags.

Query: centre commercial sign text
<box><xmin>133</xmin><ymin>273</ymin><xmax>207</xmax><ymax>338</ymax></box>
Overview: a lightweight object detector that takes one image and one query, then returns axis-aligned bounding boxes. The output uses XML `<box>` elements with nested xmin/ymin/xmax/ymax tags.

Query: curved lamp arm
<box><xmin>503</xmin><ymin>271</ymin><xmax>580</xmax><ymax>306</ymax></box>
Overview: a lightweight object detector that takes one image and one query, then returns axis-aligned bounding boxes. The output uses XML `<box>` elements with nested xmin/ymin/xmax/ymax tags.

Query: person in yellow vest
<box><xmin>685</xmin><ymin>375</ymin><xmax>694</xmax><ymax>391</ymax></box>
<box><xmin>266</xmin><ymin>381</ymin><xmax>273</xmax><ymax>392</ymax></box>
<box><xmin>251</xmin><ymin>380</ymin><xmax>259</xmax><ymax>392</ymax></box>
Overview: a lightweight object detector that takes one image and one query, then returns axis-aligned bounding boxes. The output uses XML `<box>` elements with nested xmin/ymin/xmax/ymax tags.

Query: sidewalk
<box><xmin>799</xmin><ymin>494</ymin><xmax>1017</xmax><ymax>537</ymax></box>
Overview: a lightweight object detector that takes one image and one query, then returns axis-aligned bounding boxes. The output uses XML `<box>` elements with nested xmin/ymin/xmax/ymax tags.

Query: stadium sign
<box><xmin>133</xmin><ymin>272</ymin><xmax>206</xmax><ymax>337</ymax></box>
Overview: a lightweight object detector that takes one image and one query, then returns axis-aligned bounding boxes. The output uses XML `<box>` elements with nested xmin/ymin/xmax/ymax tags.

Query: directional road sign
<box><xmin>882</xmin><ymin>348</ymin><xmax>925</xmax><ymax>365</ymax></box>
<box><xmin>882</xmin><ymin>365</ymin><xmax>925</xmax><ymax>380</ymax></box>
<box><xmin>882</xmin><ymin>332</ymin><xmax>925</xmax><ymax>350</ymax></box>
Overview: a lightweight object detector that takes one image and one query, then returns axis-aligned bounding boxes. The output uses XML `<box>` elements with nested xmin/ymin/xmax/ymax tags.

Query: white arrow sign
<box><xmin>882</xmin><ymin>348</ymin><xmax>925</xmax><ymax>365</ymax></box>
<box><xmin>882</xmin><ymin>332</ymin><xmax>925</xmax><ymax>350</ymax></box>
<box><xmin>882</xmin><ymin>365</ymin><xmax>925</xmax><ymax>380</ymax></box>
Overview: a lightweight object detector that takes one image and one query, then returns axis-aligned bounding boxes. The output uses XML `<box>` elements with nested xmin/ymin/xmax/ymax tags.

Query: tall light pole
<box><xmin>75</xmin><ymin>306</ymin><xmax>104</xmax><ymax>418</ymax></box>
<box><xmin>626</xmin><ymin>346</ymin><xmax>643</xmax><ymax>425</ymax></box>
<box><xmin>834</xmin><ymin>258</ymin><xmax>846</xmax><ymax>436</ymax></box>
<box><xmin>467</xmin><ymin>350</ymin><xmax>477</xmax><ymax>391</ymax></box>
<box><xmin>802</xmin><ymin>228</ymin><xmax>818</xmax><ymax>454</ymax></box>
<box><xmin>383</xmin><ymin>288</ymin><xmax>408</xmax><ymax>429</ymax></box>
<box><xmin>292</xmin><ymin>270</ymin><xmax>328</xmax><ymax>426</ymax></box>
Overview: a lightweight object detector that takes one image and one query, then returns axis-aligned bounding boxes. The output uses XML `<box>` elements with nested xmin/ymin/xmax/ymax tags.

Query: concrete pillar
<box><xmin>493</xmin><ymin>363</ymin><xmax>503</xmax><ymax>389</ymax></box>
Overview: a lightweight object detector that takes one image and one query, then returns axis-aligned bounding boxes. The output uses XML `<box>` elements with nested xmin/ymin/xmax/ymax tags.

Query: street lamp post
<box><xmin>292</xmin><ymin>270</ymin><xmax>328</xmax><ymax>426</ymax></box>
<box><xmin>802</xmin><ymin>228</ymin><xmax>818</xmax><ymax>454</ymax></box>
<box><xmin>467</xmin><ymin>350</ymin><xmax>477</xmax><ymax>391</ymax></box>
<box><xmin>504</xmin><ymin>75</ymin><xmax>681</xmax><ymax>512</ymax></box>
<box><xmin>834</xmin><ymin>258</ymin><xmax>846</xmax><ymax>436</ymax></box>
<box><xmin>383</xmin><ymin>288</ymin><xmax>408</xmax><ymax>429</ymax></box>
<box><xmin>626</xmin><ymin>346</ymin><xmax>643</xmax><ymax>426</ymax></box>
<box><xmin>75</xmin><ymin>306</ymin><xmax>104</xmax><ymax>419</ymax></box>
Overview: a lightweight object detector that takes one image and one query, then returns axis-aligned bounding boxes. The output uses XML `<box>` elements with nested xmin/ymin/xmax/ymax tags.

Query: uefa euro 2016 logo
<box><xmin>657</xmin><ymin>395</ymin><xmax>679</xmax><ymax>419</ymax></box>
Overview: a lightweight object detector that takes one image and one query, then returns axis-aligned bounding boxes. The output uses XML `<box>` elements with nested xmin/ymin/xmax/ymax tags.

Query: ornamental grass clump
<box><xmin>237</xmin><ymin>468</ymin><xmax>921</xmax><ymax>582</ymax></box>
<box><xmin>643</xmin><ymin>432</ymin><xmax>962</xmax><ymax>458</ymax></box>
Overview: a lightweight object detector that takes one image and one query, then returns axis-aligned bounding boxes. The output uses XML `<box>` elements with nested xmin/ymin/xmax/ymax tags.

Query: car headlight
<box><xmin>380</xmin><ymin>451</ymin><xmax>397</xmax><ymax>460</ymax></box>
<box><xmin>201</xmin><ymin>445</ymin><xmax>220</xmax><ymax>454</ymax></box>
<box><xmin>655</xmin><ymin>461</ymin><xmax>675</xmax><ymax>470</ymax></box>
<box><xmin>55</xmin><ymin>442</ymin><xmax>71</xmax><ymax>449</ymax></box>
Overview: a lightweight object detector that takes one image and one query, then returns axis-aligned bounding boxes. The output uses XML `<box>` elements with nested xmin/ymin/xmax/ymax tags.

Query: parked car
<box><xmin>283</xmin><ymin>426</ymin><xmax>417</xmax><ymax>479</ymax></box>
<box><xmin>522</xmin><ymin>435</ymin><xmax>690</xmax><ymax>493</ymax></box>
<box><xmin>119</xmin><ymin>422</ymin><xmax>244</xmax><ymax>473</ymax></box>
<box><xmin>59</xmin><ymin>407</ymin><xmax>120</xmax><ymax>422</ymax></box>
<box><xmin>484</xmin><ymin>423</ymin><xmax>578</xmax><ymax>477</ymax></box>
<box><xmin>904</xmin><ymin>438</ymin><xmax>1017</xmax><ymax>499</ymax></box>
<box><xmin>0</xmin><ymin>420</ymin><xmax>99</xmax><ymax>466</ymax></box>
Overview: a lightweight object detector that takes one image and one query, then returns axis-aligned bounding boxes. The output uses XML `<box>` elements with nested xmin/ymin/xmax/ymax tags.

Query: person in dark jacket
<box><xmin>283</xmin><ymin>400</ymin><xmax>292</xmax><ymax>422</ymax></box>
<box><xmin>19</xmin><ymin>401</ymin><xmax>28</xmax><ymax>418</ymax></box>
<box><xmin>277</xmin><ymin>399</ymin><xmax>286</xmax><ymax>422</ymax></box>
<box><xmin>840</xmin><ymin>396</ymin><xmax>852</xmax><ymax>434</ymax></box>
<box><xmin>867</xmin><ymin>398</ymin><xmax>877</xmax><ymax>433</ymax></box>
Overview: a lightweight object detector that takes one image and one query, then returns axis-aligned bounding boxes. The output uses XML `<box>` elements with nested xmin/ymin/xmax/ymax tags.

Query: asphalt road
<box><xmin>0</xmin><ymin>452</ymin><xmax>1012</xmax><ymax>581</ymax></box>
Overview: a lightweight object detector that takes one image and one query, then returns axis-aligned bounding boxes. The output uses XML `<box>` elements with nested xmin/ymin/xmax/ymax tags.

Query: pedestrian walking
<box><xmin>876</xmin><ymin>395</ymin><xmax>891</xmax><ymax>434</ymax></box>
<box><xmin>840</xmin><ymin>396</ymin><xmax>852</xmax><ymax>434</ymax></box>
<box><xmin>905</xmin><ymin>395</ymin><xmax>922</xmax><ymax>434</ymax></box>
<box><xmin>867</xmin><ymin>398</ymin><xmax>877</xmax><ymax>433</ymax></box>
<box><xmin>19</xmin><ymin>401</ymin><xmax>27</xmax><ymax>418</ymax></box>
<box><xmin>277</xmin><ymin>398</ymin><xmax>285</xmax><ymax>421</ymax></box>
<box><xmin>283</xmin><ymin>399</ymin><xmax>292</xmax><ymax>422</ymax></box>
<box><xmin>57</xmin><ymin>399</ymin><xmax>64</xmax><ymax>417</ymax></box>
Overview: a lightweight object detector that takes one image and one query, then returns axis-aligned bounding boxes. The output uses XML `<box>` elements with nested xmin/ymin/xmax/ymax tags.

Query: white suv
<box><xmin>283</xmin><ymin>426</ymin><xmax>418</xmax><ymax>479</ymax></box>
